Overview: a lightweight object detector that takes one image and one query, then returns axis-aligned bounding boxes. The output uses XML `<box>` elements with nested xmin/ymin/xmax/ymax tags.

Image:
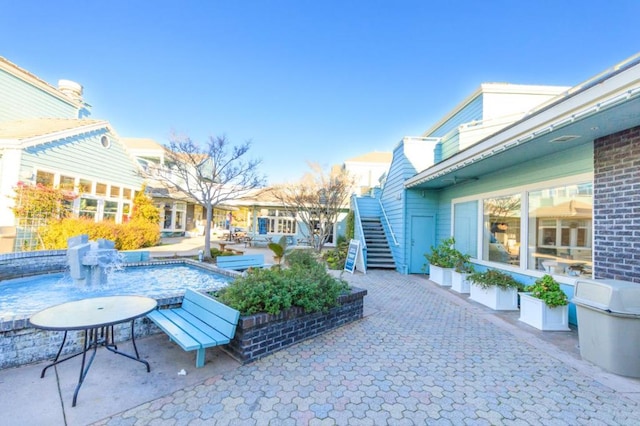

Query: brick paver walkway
<box><xmin>95</xmin><ymin>270</ymin><xmax>640</xmax><ymax>425</ymax></box>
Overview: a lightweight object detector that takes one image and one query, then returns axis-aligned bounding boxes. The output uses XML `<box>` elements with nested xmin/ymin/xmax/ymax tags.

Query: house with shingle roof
<box><xmin>0</xmin><ymin>57</ymin><xmax>143</xmax><ymax>251</ymax></box>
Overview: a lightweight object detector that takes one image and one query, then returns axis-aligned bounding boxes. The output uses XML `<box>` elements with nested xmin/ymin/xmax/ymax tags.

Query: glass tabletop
<box><xmin>29</xmin><ymin>295</ymin><xmax>158</xmax><ymax>330</ymax></box>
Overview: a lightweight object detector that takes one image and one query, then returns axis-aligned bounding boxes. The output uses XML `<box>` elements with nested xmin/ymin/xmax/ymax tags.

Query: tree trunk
<box><xmin>204</xmin><ymin>203</ymin><xmax>213</xmax><ymax>258</ymax></box>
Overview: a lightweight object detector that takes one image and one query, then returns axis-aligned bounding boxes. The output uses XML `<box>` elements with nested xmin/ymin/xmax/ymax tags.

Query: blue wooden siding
<box><xmin>380</xmin><ymin>141</ymin><xmax>444</xmax><ymax>273</ymax></box>
<box><xmin>0</xmin><ymin>69</ymin><xmax>78</xmax><ymax>121</ymax></box>
<box><xmin>426</xmin><ymin>95</ymin><xmax>483</xmax><ymax>138</ymax></box>
<box><xmin>439</xmin><ymin>132</ymin><xmax>461</xmax><ymax>161</ymax></box>
<box><xmin>19</xmin><ymin>130</ymin><xmax>143</xmax><ymax>189</ymax></box>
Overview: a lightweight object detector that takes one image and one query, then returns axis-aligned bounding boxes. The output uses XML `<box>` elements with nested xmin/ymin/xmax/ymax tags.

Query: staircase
<box><xmin>361</xmin><ymin>217</ymin><xmax>395</xmax><ymax>269</ymax></box>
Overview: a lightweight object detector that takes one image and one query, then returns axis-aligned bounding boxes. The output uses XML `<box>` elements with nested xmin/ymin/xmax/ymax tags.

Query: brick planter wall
<box><xmin>224</xmin><ymin>287</ymin><xmax>367</xmax><ymax>364</ymax></box>
<box><xmin>594</xmin><ymin>125</ymin><xmax>640</xmax><ymax>282</ymax></box>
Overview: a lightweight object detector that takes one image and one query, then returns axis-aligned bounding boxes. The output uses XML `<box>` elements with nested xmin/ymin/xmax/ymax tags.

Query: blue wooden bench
<box><xmin>147</xmin><ymin>289</ymin><xmax>240</xmax><ymax>368</ymax></box>
<box><xmin>216</xmin><ymin>254</ymin><xmax>270</xmax><ymax>271</ymax></box>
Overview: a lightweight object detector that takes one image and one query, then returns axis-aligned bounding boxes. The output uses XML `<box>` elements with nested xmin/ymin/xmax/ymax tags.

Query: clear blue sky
<box><xmin>2</xmin><ymin>1</ymin><xmax>639</xmax><ymax>184</ymax></box>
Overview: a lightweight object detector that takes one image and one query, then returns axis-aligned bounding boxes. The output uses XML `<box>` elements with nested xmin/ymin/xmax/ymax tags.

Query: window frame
<box><xmin>451</xmin><ymin>172</ymin><xmax>593</xmax><ymax>278</ymax></box>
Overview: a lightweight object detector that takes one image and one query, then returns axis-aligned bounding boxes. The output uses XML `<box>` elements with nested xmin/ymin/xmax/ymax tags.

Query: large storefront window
<box><xmin>528</xmin><ymin>183</ymin><xmax>592</xmax><ymax>277</ymax></box>
<box><xmin>483</xmin><ymin>194</ymin><xmax>521</xmax><ymax>266</ymax></box>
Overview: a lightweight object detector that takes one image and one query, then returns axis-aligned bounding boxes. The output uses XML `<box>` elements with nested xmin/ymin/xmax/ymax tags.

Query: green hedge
<box><xmin>215</xmin><ymin>250</ymin><xmax>350</xmax><ymax>315</ymax></box>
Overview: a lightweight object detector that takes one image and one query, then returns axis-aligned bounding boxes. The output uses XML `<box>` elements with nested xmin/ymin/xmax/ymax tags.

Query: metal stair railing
<box><xmin>378</xmin><ymin>199</ymin><xmax>398</xmax><ymax>247</ymax></box>
<box><xmin>351</xmin><ymin>195</ymin><xmax>368</xmax><ymax>273</ymax></box>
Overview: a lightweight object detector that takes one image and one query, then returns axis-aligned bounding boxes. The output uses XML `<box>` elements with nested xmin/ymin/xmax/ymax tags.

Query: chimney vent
<box><xmin>58</xmin><ymin>79</ymin><xmax>83</xmax><ymax>103</ymax></box>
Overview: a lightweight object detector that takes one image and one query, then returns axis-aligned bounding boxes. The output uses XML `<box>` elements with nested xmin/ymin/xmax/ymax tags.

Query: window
<box><xmin>483</xmin><ymin>194</ymin><xmax>521</xmax><ymax>266</ymax></box>
<box><xmin>262</xmin><ymin>209</ymin><xmax>297</xmax><ymax>234</ymax></box>
<box><xmin>528</xmin><ymin>183</ymin><xmax>592</xmax><ymax>276</ymax></box>
<box><xmin>95</xmin><ymin>183</ymin><xmax>107</xmax><ymax>196</ymax></box>
<box><xmin>110</xmin><ymin>186</ymin><xmax>121</xmax><ymax>198</ymax></box>
<box><xmin>123</xmin><ymin>188</ymin><xmax>132</xmax><ymax>199</ymax></box>
<box><xmin>60</xmin><ymin>175</ymin><xmax>75</xmax><ymax>191</ymax></box>
<box><xmin>79</xmin><ymin>179</ymin><xmax>92</xmax><ymax>194</ymax></box>
<box><xmin>79</xmin><ymin>198</ymin><xmax>98</xmax><ymax>219</ymax></box>
<box><xmin>36</xmin><ymin>171</ymin><xmax>54</xmax><ymax>187</ymax></box>
<box><xmin>103</xmin><ymin>201</ymin><xmax>118</xmax><ymax>221</ymax></box>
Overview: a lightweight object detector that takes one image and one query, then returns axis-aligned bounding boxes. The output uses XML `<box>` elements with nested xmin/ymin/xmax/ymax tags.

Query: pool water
<box><xmin>0</xmin><ymin>264</ymin><xmax>232</xmax><ymax>317</ymax></box>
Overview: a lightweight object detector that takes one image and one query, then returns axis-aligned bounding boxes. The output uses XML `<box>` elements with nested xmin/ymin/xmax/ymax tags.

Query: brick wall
<box><xmin>224</xmin><ymin>287</ymin><xmax>367</xmax><ymax>364</ymax></box>
<box><xmin>593</xmin><ymin>125</ymin><xmax>640</xmax><ymax>282</ymax></box>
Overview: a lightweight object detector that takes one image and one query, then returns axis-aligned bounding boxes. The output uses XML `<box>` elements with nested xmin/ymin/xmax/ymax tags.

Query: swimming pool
<box><xmin>0</xmin><ymin>263</ymin><xmax>232</xmax><ymax>317</ymax></box>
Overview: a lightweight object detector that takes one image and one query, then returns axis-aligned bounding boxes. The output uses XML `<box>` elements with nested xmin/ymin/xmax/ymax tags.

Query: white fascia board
<box><xmin>405</xmin><ymin>60</ymin><xmax>640</xmax><ymax>188</ymax></box>
<box><xmin>5</xmin><ymin>121</ymin><xmax>111</xmax><ymax>149</ymax></box>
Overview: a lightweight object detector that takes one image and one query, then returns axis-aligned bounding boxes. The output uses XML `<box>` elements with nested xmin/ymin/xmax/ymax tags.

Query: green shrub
<box><xmin>285</xmin><ymin>249</ymin><xmax>319</xmax><ymax>269</ymax></box>
<box><xmin>322</xmin><ymin>240</ymin><xmax>349</xmax><ymax>270</ymax></box>
<box><xmin>216</xmin><ymin>255</ymin><xmax>350</xmax><ymax>315</ymax></box>
<box><xmin>526</xmin><ymin>274</ymin><xmax>568</xmax><ymax>307</ymax></box>
<box><xmin>424</xmin><ymin>237</ymin><xmax>461</xmax><ymax>268</ymax></box>
<box><xmin>467</xmin><ymin>269</ymin><xmax>523</xmax><ymax>291</ymax></box>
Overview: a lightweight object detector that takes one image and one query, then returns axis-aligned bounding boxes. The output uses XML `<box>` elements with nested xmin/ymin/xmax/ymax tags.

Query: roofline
<box><xmin>1</xmin><ymin>120</ymin><xmax>112</xmax><ymax>149</ymax></box>
<box><xmin>0</xmin><ymin>56</ymin><xmax>84</xmax><ymax>109</ymax></box>
<box><xmin>406</xmin><ymin>52</ymin><xmax>640</xmax><ymax>188</ymax></box>
<box><xmin>420</xmin><ymin>83</ymin><xmax>571</xmax><ymax>138</ymax></box>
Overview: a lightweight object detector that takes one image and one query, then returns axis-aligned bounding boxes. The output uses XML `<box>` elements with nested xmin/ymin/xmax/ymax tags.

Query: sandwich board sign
<box><xmin>344</xmin><ymin>239</ymin><xmax>359</xmax><ymax>274</ymax></box>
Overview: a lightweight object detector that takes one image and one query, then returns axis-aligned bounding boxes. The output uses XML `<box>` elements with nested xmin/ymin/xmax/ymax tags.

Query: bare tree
<box><xmin>156</xmin><ymin>134</ymin><xmax>265</xmax><ymax>258</ymax></box>
<box><xmin>272</xmin><ymin>163</ymin><xmax>354</xmax><ymax>252</ymax></box>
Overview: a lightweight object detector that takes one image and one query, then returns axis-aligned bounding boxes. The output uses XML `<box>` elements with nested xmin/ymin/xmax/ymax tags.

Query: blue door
<box><xmin>410</xmin><ymin>215</ymin><xmax>435</xmax><ymax>273</ymax></box>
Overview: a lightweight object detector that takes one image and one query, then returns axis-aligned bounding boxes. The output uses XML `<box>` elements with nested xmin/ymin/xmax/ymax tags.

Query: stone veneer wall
<box><xmin>593</xmin><ymin>125</ymin><xmax>640</xmax><ymax>282</ymax></box>
<box><xmin>0</xmin><ymin>250</ymin><xmax>67</xmax><ymax>280</ymax></box>
<box><xmin>224</xmin><ymin>287</ymin><xmax>367</xmax><ymax>364</ymax></box>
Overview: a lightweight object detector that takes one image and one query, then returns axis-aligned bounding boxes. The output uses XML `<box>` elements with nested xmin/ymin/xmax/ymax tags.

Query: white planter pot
<box><xmin>451</xmin><ymin>271</ymin><xmax>471</xmax><ymax>293</ymax></box>
<box><xmin>429</xmin><ymin>264</ymin><xmax>452</xmax><ymax>287</ymax></box>
<box><xmin>518</xmin><ymin>292</ymin><xmax>570</xmax><ymax>331</ymax></box>
<box><xmin>469</xmin><ymin>283</ymin><xmax>518</xmax><ymax>310</ymax></box>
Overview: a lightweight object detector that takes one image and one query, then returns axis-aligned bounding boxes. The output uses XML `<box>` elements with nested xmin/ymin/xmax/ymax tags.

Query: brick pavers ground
<box><xmin>94</xmin><ymin>270</ymin><xmax>640</xmax><ymax>425</ymax></box>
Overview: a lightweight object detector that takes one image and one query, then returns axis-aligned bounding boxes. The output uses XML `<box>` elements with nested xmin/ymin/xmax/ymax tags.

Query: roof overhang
<box><xmin>406</xmin><ymin>54</ymin><xmax>640</xmax><ymax>190</ymax></box>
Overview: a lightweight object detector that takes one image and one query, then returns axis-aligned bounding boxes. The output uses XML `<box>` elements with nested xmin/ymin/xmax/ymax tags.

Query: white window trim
<box><xmin>450</xmin><ymin>172</ymin><xmax>593</xmax><ymax>282</ymax></box>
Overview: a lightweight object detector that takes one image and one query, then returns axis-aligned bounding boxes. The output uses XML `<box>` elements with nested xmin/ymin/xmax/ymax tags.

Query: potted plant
<box><xmin>468</xmin><ymin>268</ymin><xmax>522</xmax><ymax>310</ymax></box>
<box><xmin>423</xmin><ymin>237</ymin><xmax>459</xmax><ymax>286</ymax></box>
<box><xmin>519</xmin><ymin>274</ymin><xmax>570</xmax><ymax>331</ymax></box>
<box><xmin>451</xmin><ymin>252</ymin><xmax>474</xmax><ymax>294</ymax></box>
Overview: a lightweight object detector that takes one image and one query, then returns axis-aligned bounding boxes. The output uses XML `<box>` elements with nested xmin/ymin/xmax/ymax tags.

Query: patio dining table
<box><xmin>29</xmin><ymin>295</ymin><xmax>157</xmax><ymax>407</ymax></box>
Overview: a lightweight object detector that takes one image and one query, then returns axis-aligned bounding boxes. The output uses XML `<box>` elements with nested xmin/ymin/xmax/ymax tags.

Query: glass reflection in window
<box><xmin>483</xmin><ymin>194</ymin><xmax>521</xmax><ymax>266</ymax></box>
<box><xmin>528</xmin><ymin>183</ymin><xmax>592</xmax><ymax>277</ymax></box>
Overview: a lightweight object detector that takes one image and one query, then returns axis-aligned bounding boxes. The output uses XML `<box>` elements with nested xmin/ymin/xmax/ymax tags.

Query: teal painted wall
<box><xmin>435</xmin><ymin>143</ymin><xmax>593</xmax><ymax>247</ymax></box>
<box><xmin>19</xmin><ymin>131</ymin><xmax>143</xmax><ymax>189</ymax></box>
<box><xmin>0</xmin><ymin>69</ymin><xmax>78</xmax><ymax>121</ymax></box>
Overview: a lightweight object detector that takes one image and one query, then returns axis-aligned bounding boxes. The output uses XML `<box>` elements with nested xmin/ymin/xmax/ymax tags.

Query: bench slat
<box><xmin>216</xmin><ymin>254</ymin><xmax>266</xmax><ymax>270</ymax></box>
<box><xmin>171</xmin><ymin>309</ymin><xmax>230</xmax><ymax>346</ymax></box>
<box><xmin>147</xmin><ymin>310</ymin><xmax>201</xmax><ymax>351</ymax></box>
<box><xmin>147</xmin><ymin>289</ymin><xmax>241</xmax><ymax>368</ymax></box>
<box><xmin>160</xmin><ymin>309</ymin><xmax>222</xmax><ymax>346</ymax></box>
<box><xmin>184</xmin><ymin>289</ymin><xmax>240</xmax><ymax>325</ymax></box>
